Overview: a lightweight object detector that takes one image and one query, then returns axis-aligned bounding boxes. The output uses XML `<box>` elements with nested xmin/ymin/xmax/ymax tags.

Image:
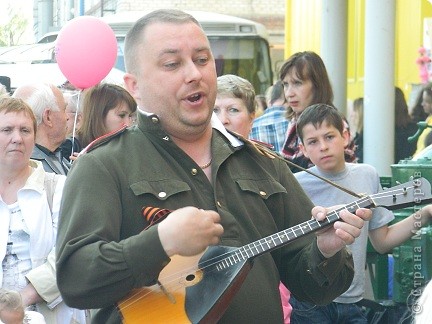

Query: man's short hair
<box><xmin>124</xmin><ymin>9</ymin><xmax>202</xmax><ymax>74</ymax></box>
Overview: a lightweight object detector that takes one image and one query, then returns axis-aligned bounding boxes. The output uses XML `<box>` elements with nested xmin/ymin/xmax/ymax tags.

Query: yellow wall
<box><xmin>347</xmin><ymin>0</ymin><xmax>365</xmax><ymax>100</ymax></box>
<box><xmin>396</xmin><ymin>0</ymin><xmax>432</xmax><ymax>98</ymax></box>
<box><xmin>284</xmin><ymin>0</ymin><xmax>321</xmax><ymax>56</ymax></box>
<box><xmin>285</xmin><ymin>0</ymin><xmax>432</xmax><ymax>102</ymax></box>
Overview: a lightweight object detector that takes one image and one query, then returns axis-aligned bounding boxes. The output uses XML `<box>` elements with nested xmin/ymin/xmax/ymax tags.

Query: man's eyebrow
<box><xmin>195</xmin><ymin>46</ymin><xmax>211</xmax><ymax>52</ymax></box>
<box><xmin>158</xmin><ymin>48</ymin><xmax>179</xmax><ymax>57</ymax></box>
<box><xmin>159</xmin><ymin>45</ymin><xmax>210</xmax><ymax>54</ymax></box>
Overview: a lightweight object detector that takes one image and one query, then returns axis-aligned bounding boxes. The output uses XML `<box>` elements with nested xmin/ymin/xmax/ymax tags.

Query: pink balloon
<box><xmin>55</xmin><ymin>16</ymin><xmax>117</xmax><ymax>89</ymax></box>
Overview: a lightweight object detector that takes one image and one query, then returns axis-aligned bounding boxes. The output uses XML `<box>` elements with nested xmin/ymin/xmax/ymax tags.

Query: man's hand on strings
<box><xmin>312</xmin><ymin>206</ymin><xmax>372</xmax><ymax>258</ymax></box>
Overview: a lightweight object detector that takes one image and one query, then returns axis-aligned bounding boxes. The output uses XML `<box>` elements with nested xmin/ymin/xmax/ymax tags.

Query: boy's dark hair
<box><xmin>297</xmin><ymin>103</ymin><xmax>344</xmax><ymax>141</ymax></box>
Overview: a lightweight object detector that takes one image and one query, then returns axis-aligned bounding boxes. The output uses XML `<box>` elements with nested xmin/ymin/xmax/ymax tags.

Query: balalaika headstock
<box><xmin>370</xmin><ymin>177</ymin><xmax>432</xmax><ymax>210</ymax></box>
<box><xmin>239</xmin><ymin>177</ymin><xmax>432</xmax><ymax>260</ymax></box>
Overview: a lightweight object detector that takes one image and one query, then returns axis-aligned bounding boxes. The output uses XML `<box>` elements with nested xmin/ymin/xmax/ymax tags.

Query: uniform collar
<box><xmin>137</xmin><ymin>109</ymin><xmax>243</xmax><ymax>148</ymax></box>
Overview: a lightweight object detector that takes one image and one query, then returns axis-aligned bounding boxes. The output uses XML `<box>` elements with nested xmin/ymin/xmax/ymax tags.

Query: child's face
<box><xmin>0</xmin><ymin>308</ymin><xmax>25</xmax><ymax>324</ymax></box>
<box><xmin>299</xmin><ymin>121</ymin><xmax>349</xmax><ymax>173</ymax></box>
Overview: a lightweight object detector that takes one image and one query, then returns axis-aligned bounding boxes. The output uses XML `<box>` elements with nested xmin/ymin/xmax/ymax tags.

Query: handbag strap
<box><xmin>44</xmin><ymin>172</ymin><xmax>60</xmax><ymax>215</ymax></box>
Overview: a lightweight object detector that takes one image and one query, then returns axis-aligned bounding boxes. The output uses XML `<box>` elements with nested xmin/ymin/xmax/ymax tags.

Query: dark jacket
<box><xmin>56</xmin><ymin>112</ymin><xmax>354</xmax><ymax>324</ymax></box>
<box><xmin>395</xmin><ymin>122</ymin><xmax>418</xmax><ymax>162</ymax></box>
<box><xmin>60</xmin><ymin>137</ymin><xmax>82</xmax><ymax>162</ymax></box>
<box><xmin>31</xmin><ymin>144</ymin><xmax>70</xmax><ymax>175</ymax></box>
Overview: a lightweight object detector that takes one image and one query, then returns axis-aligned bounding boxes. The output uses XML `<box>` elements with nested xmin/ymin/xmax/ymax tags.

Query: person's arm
<box><xmin>277</xmin><ymin>162</ymin><xmax>368</xmax><ymax>305</ymax></box>
<box><xmin>22</xmin><ymin>174</ymin><xmax>66</xmax><ymax>309</ymax></box>
<box><xmin>314</xmin><ymin>206</ymin><xmax>371</xmax><ymax>258</ymax></box>
<box><xmin>282</xmin><ymin>206</ymin><xmax>370</xmax><ymax>306</ymax></box>
<box><xmin>369</xmin><ymin>204</ymin><xmax>432</xmax><ymax>254</ymax></box>
<box><xmin>25</xmin><ymin>248</ymin><xmax>62</xmax><ymax>309</ymax></box>
<box><xmin>19</xmin><ymin>283</ymin><xmax>44</xmax><ymax>307</ymax></box>
<box><xmin>56</xmin><ymin>153</ymin><xmax>223</xmax><ymax>309</ymax></box>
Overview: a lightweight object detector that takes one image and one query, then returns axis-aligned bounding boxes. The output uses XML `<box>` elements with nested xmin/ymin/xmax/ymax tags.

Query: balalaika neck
<box><xmin>215</xmin><ymin>196</ymin><xmax>374</xmax><ymax>269</ymax></box>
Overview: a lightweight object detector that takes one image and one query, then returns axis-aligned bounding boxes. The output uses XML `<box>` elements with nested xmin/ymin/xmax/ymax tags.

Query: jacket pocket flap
<box><xmin>130</xmin><ymin>179</ymin><xmax>190</xmax><ymax>200</ymax></box>
<box><xmin>236</xmin><ymin>179</ymin><xmax>286</xmax><ymax>199</ymax></box>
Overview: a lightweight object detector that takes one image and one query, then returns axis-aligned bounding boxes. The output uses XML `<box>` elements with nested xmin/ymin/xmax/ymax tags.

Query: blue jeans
<box><xmin>290</xmin><ymin>296</ymin><xmax>367</xmax><ymax>324</ymax></box>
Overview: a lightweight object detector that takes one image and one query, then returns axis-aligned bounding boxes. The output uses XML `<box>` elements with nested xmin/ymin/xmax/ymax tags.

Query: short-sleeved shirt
<box><xmin>295</xmin><ymin>163</ymin><xmax>394</xmax><ymax>303</ymax></box>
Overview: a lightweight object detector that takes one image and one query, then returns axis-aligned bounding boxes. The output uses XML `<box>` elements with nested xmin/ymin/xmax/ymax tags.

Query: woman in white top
<box><xmin>0</xmin><ymin>96</ymin><xmax>86</xmax><ymax>323</ymax></box>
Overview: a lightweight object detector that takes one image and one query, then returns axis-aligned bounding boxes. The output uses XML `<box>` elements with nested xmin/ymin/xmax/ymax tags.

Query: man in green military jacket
<box><xmin>56</xmin><ymin>9</ymin><xmax>371</xmax><ymax>324</ymax></box>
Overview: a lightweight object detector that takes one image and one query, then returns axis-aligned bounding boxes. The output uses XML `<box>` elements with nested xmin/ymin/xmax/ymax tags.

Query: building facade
<box><xmin>33</xmin><ymin>0</ymin><xmax>285</xmax><ymax>76</ymax></box>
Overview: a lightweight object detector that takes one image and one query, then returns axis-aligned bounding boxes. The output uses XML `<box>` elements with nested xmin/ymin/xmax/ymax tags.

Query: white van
<box><xmin>103</xmin><ymin>10</ymin><xmax>273</xmax><ymax>94</ymax></box>
<box><xmin>1</xmin><ymin>10</ymin><xmax>273</xmax><ymax>94</ymax></box>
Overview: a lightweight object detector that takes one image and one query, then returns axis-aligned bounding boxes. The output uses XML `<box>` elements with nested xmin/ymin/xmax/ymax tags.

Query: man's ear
<box><xmin>42</xmin><ymin>109</ymin><xmax>52</xmax><ymax>127</ymax></box>
<box><xmin>123</xmin><ymin>73</ymin><xmax>140</xmax><ymax>101</ymax></box>
<box><xmin>299</xmin><ymin>142</ymin><xmax>309</xmax><ymax>158</ymax></box>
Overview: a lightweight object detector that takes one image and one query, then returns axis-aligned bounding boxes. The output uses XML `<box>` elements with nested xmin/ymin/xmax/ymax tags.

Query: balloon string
<box><xmin>70</xmin><ymin>90</ymin><xmax>82</xmax><ymax>158</ymax></box>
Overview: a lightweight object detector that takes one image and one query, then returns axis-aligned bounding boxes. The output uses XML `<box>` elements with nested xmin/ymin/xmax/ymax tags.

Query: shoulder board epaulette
<box><xmin>227</xmin><ymin>130</ymin><xmax>277</xmax><ymax>160</ymax></box>
<box><xmin>79</xmin><ymin>125</ymin><xmax>128</xmax><ymax>155</ymax></box>
<box><xmin>226</xmin><ymin>131</ymin><xmax>363</xmax><ymax>197</ymax></box>
<box><xmin>245</xmin><ymin>138</ymin><xmax>278</xmax><ymax>160</ymax></box>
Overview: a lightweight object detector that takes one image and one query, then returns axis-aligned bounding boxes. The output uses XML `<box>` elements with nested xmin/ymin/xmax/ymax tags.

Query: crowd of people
<box><xmin>351</xmin><ymin>87</ymin><xmax>418</xmax><ymax>164</ymax></box>
<box><xmin>0</xmin><ymin>8</ymin><xmax>432</xmax><ymax>324</ymax></box>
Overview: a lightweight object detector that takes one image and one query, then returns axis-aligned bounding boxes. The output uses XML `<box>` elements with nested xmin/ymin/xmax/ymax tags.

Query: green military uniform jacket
<box><xmin>56</xmin><ymin>112</ymin><xmax>354</xmax><ymax>324</ymax></box>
